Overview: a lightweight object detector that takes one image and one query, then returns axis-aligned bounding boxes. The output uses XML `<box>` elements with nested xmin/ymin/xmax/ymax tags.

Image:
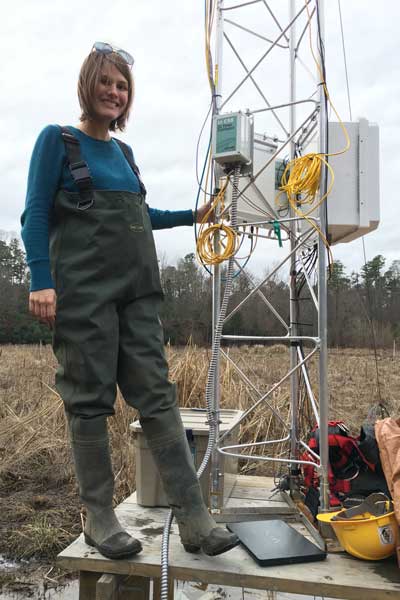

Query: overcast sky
<box><xmin>1</xmin><ymin>0</ymin><xmax>399</xmax><ymax>279</ymax></box>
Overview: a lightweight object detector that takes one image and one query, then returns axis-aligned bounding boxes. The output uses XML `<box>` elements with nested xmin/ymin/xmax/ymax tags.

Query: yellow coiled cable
<box><xmin>196</xmin><ymin>177</ymin><xmax>241</xmax><ymax>265</ymax></box>
<box><xmin>274</xmin><ymin>0</ymin><xmax>352</xmax><ymax>262</ymax></box>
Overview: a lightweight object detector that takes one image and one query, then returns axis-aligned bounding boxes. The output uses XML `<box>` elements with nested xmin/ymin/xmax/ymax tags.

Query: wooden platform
<box><xmin>57</xmin><ymin>475</ymin><xmax>400</xmax><ymax>600</ymax></box>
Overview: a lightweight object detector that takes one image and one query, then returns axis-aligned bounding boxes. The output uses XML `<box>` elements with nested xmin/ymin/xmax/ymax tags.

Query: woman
<box><xmin>21</xmin><ymin>42</ymin><xmax>238</xmax><ymax>560</ymax></box>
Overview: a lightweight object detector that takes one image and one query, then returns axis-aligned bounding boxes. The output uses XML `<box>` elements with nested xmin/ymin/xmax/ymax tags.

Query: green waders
<box><xmin>50</xmin><ymin>140</ymin><xmax>238</xmax><ymax>559</ymax></box>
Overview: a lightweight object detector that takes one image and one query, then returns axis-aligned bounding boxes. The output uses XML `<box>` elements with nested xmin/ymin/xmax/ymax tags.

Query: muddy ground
<box><xmin>0</xmin><ymin>344</ymin><xmax>398</xmax><ymax>598</ymax></box>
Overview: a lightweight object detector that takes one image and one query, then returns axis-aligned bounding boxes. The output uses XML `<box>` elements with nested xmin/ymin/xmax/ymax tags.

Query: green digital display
<box><xmin>216</xmin><ymin>115</ymin><xmax>237</xmax><ymax>154</ymax></box>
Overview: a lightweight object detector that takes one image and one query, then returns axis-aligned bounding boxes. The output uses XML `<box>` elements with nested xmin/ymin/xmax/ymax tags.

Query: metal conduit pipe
<box><xmin>160</xmin><ymin>165</ymin><xmax>241</xmax><ymax>600</ymax></box>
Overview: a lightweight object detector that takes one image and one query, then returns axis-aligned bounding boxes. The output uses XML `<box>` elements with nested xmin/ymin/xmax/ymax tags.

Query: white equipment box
<box><xmin>212</xmin><ymin>112</ymin><xmax>253</xmax><ymax>166</ymax></box>
<box><xmin>222</xmin><ymin>134</ymin><xmax>285</xmax><ymax>227</ymax></box>
<box><xmin>222</xmin><ymin>119</ymin><xmax>380</xmax><ymax>245</ymax></box>
<box><xmin>131</xmin><ymin>408</ymin><xmax>243</xmax><ymax>508</ymax></box>
<box><xmin>324</xmin><ymin>119</ymin><xmax>380</xmax><ymax>244</ymax></box>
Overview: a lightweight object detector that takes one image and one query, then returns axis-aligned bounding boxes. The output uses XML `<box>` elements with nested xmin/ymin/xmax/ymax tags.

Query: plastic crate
<box><xmin>130</xmin><ymin>408</ymin><xmax>243</xmax><ymax>508</ymax></box>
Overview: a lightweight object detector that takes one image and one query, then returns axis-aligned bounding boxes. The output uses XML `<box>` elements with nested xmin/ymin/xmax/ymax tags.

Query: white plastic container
<box><xmin>131</xmin><ymin>408</ymin><xmax>243</xmax><ymax>508</ymax></box>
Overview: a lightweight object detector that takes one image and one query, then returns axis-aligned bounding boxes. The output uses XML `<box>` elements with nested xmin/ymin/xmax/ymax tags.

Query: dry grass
<box><xmin>0</xmin><ymin>342</ymin><xmax>399</xmax><ymax>561</ymax></box>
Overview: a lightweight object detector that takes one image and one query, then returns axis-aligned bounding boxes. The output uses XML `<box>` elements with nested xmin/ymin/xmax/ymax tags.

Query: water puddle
<box><xmin>0</xmin><ymin>580</ymin><xmax>78</xmax><ymax>600</ymax></box>
<box><xmin>0</xmin><ymin>556</ymin><xmax>77</xmax><ymax>600</ymax></box>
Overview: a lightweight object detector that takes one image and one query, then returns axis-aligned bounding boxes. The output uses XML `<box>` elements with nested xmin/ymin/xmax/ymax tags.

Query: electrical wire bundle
<box><xmin>278</xmin><ymin>151</ymin><xmax>334</xmax><ymax>217</ymax></box>
<box><xmin>195</xmin><ymin>0</ymin><xmax>262</xmax><ymax>270</ymax></box>
<box><xmin>199</xmin><ymin>0</ymin><xmax>353</xmax><ymax>274</ymax></box>
<box><xmin>198</xmin><ymin>0</ymin><xmax>353</xmax><ymax>272</ymax></box>
<box><xmin>296</xmin><ymin>244</ymin><xmax>318</xmax><ymax>299</ymax></box>
<box><xmin>161</xmin><ymin>6</ymin><xmax>236</xmax><ymax>599</ymax></box>
<box><xmin>161</xmin><ymin>4</ymin><xmax>362</xmax><ymax>598</ymax></box>
<box><xmin>274</xmin><ymin>0</ymin><xmax>351</xmax><ymax>271</ymax></box>
<box><xmin>196</xmin><ymin>177</ymin><xmax>241</xmax><ymax>265</ymax></box>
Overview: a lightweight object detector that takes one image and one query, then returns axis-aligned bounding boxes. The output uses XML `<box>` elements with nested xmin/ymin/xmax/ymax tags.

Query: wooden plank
<box><xmin>235</xmin><ymin>475</ymin><xmax>276</xmax><ymax>488</ymax></box>
<box><xmin>79</xmin><ymin>570</ymin><xmax>100</xmax><ymax>600</ymax></box>
<box><xmin>57</xmin><ymin>475</ymin><xmax>400</xmax><ymax>600</ymax></box>
<box><xmin>221</xmin><ymin>507</ymin><xmax>297</xmax><ymax>522</ymax></box>
<box><xmin>230</xmin><ymin>485</ymin><xmax>285</xmax><ymax>501</ymax></box>
<box><xmin>116</xmin><ymin>504</ymin><xmax>170</xmax><ymax>522</ymax></box>
<box><xmin>153</xmin><ymin>578</ymin><xmax>161</xmax><ymax>600</ymax></box>
<box><xmin>224</xmin><ymin>479</ymin><xmax>295</xmax><ymax>520</ymax></box>
<box><xmin>123</xmin><ymin>476</ymin><xmax>277</xmax><ymax>505</ymax></box>
<box><xmin>118</xmin><ymin>492</ymin><xmax>295</xmax><ymax>524</ymax></box>
<box><xmin>96</xmin><ymin>573</ymin><xmax>120</xmax><ymax>600</ymax></box>
<box><xmin>153</xmin><ymin>576</ymin><xmax>174</xmax><ymax>600</ymax></box>
<box><xmin>119</xmin><ymin>575</ymin><xmax>151</xmax><ymax>600</ymax></box>
<box><xmin>58</xmin><ymin>529</ymin><xmax>400</xmax><ymax>600</ymax></box>
<box><xmin>224</xmin><ymin>496</ymin><xmax>293</xmax><ymax>512</ymax></box>
<box><xmin>116</xmin><ymin>507</ymin><xmax>169</xmax><ymax>524</ymax></box>
<box><xmin>118</xmin><ymin>496</ymin><xmax>295</xmax><ymax>525</ymax></box>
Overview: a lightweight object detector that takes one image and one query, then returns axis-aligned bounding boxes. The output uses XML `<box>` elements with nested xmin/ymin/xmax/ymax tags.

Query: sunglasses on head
<box><xmin>92</xmin><ymin>42</ymin><xmax>134</xmax><ymax>68</ymax></box>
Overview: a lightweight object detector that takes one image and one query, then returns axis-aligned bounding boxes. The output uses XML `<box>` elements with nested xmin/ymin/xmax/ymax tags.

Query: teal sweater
<box><xmin>21</xmin><ymin>125</ymin><xmax>193</xmax><ymax>291</ymax></box>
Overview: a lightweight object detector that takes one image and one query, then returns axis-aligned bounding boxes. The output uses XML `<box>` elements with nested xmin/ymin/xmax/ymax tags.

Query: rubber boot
<box><xmin>140</xmin><ymin>407</ymin><xmax>239</xmax><ymax>556</ymax></box>
<box><xmin>68</xmin><ymin>414</ymin><xmax>142</xmax><ymax>559</ymax></box>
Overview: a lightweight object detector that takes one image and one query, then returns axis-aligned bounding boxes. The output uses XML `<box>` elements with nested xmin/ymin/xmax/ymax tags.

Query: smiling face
<box><xmin>78</xmin><ymin>51</ymin><xmax>134</xmax><ymax>132</ymax></box>
<box><xmin>92</xmin><ymin>62</ymin><xmax>129</xmax><ymax>126</ymax></box>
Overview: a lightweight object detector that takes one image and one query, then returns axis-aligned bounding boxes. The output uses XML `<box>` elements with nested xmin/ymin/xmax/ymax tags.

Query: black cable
<box><xmin>194</xmin><ymin>135</ymin><xmax>213</xmax><ymax>277</ymax></box>
<box><xmin>194</xmin><ymin>0</ymin><xmax>218</xmax><ymax>278</ymax></box>
<box><xmin>296</xmin><ymin>245</ymin><xmax>317</xmax><ymax>297</ymax></box>
<box><xmin>195</xmin><ymin>101</ymin><xmax>213</xmax><ymax>190</ymax></box>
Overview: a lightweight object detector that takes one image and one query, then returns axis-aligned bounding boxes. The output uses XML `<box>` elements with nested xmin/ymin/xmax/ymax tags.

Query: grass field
<box><xmin>0</xmin><ymin>342</ymin><xmax>398</xmax><ymax>564</ymax></box>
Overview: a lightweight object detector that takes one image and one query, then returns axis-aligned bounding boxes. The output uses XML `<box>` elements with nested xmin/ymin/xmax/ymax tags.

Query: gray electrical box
<box><xmin>131</xmin><ymin>408</ymin><xmax>243</xmax><ymax>508</ymax></box>
<box><xmin>221</xmin><ymin>134</ymin><xmax>286</xmax><ymax>227</ymax></box>
<box><xmin>325</xmin><ymin>119</ymin><xmax>380</xmax><ymax>244</ymax></box>
<box><xmin>221</xmin><ymin>119</ymin><xmax>380</xmax><ymax>243</ymax></box>
<box><xmin>212</xmin><ymin>112</ymin><xmax>253</xmax><ymax>166</ymax></box>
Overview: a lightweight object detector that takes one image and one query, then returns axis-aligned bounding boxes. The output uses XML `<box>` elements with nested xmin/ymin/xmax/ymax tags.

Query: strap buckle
<box><xmin>69</xmin><ymin>161</ymin><xmax>94</xmax><ymax>210</ymax></box>
<box><xmin>69</xmin><ymin>161</ymin><xmax>92</xmax><ymax>186</ymax></box>
<box><xmin>61</xmin><ymin>131</ymin><xmax>80</xmax><ymax>143</ymax></box>
<box><xmin>60</xmin><ymin>128</ymin><xmax>94</xmax><ymax>210</ymax></box>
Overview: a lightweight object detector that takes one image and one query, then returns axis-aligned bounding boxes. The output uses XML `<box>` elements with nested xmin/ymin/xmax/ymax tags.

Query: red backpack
<box><xmin>301</xmin><ymin>421</ymin><xmax>376</xmax><ymax>507</ymax></box>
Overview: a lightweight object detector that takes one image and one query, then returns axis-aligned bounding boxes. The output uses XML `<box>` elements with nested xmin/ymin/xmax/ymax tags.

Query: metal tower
<box><xmin>207</xmin><ymin>0</ymin><xmax>330</xmax><ymax>512</ymax></box>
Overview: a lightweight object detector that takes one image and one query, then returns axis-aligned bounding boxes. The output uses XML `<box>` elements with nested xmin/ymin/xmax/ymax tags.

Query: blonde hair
<box><xmin>77</xmin><ymin>51</ymin><xmax>134</xmax><ymax>132</ymax></box>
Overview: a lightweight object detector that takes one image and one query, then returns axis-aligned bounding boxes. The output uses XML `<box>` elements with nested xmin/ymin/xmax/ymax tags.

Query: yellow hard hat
<box><xmin>317</xmin><ymin>493</ymin><xmax>399</xmax><ymax>561</ymax></box>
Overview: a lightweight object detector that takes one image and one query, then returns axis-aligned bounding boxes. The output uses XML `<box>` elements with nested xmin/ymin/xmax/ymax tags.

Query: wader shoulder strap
<box><xmin>112</xmin><ymin>137</ymin><xmax>147</xmax><ymax>197</ymax></box>
<box><xmin>60</xmin><ymin>126</ymin><xmax>94</xmax><ymax>210</ymax></box>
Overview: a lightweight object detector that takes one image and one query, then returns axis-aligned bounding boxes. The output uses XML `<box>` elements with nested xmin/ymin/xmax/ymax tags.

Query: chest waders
<box><xmin>50</xmin><ymin>128</ymin><xmax>238</xmax><ymax>560</ymax></box>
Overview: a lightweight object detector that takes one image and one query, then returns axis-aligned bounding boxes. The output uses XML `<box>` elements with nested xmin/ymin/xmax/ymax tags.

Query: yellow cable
<box><xmin>273</xmin><ymin>1</ymin><xmax>352</xmax><ymax>267</ymax></box>
<box><xmin>205</xmin><ymin>0</ymin><xmax>216</xmax><ymax>93</ymax></box>
<box><xmin>305</xmin><ymin>0</ymin><xmax>350</xmax><ymax>157</ymax></box>
<box><xmin>199</xmin><ymin>2</ymin><xmax>244</xmax><ymax>266</ymax></box>
<box><xmin>196</xmin><ymin>177</ymin><xmax>241</xmax><ymax>265</ymax></box>
<box><xmin>199</xmin><ymin>1</ymin><xmax>343</xmax><ymax>267</ymax></box>
<box><xmin>197</xmin><ymin>223</ymin><xmax>238</xmax><ymax>265</ymax></box>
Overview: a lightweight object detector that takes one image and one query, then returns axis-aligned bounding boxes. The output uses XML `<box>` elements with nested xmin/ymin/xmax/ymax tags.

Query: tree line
<box><xmin>0</xmin><ymin>238</ymin><xmax>399</xmax><ymax>347</ymax></box>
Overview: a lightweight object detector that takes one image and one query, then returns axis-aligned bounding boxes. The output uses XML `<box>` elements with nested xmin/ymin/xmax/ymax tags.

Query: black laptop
<box><xmin>227</xmin><ymin>520</ymin><xmax>327</xmax><ymax>566</ymax></box>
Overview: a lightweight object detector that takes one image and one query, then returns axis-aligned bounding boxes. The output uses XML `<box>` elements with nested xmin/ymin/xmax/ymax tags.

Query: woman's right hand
<box><xmin>29</xmin><ymin>289</ymin><xmax>57</xmax><ymax>328</ymax></box>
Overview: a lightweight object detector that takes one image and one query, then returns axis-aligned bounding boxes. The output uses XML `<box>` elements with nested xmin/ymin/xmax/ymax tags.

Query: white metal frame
<box><xmin>208</xmin><ymin>0</ymin><xmax>330</xmax><ymax>512</ymax></box>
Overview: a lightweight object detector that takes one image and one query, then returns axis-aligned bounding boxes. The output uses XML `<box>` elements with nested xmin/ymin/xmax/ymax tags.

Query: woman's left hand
<box><xmin>194</xmin><ymin>200</ymin><xmax>215</xmax><ymax>224</ymax></box>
